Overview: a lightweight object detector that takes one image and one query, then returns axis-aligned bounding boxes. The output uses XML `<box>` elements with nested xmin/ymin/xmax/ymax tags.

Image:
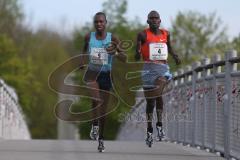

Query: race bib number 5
<box><xmin>149</xmin><ymin>43</ymin><xmax>168</xmax><ymax>60</ymax></box>
<box><xmin>90</xmin><ymin>48</ymin><xmax>108</xmax><ymax>65</ymax></box>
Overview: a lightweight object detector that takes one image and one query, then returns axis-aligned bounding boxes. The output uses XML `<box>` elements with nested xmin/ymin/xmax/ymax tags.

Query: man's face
<box><xmin>94</xmin><ymin>15</ymin><xmax>106</xmax><ymax>32</ymax></box>
<box><xmin>147</xmin><ymin>12</ymin><xmax>161</xmax><ymax>29</ymax></box>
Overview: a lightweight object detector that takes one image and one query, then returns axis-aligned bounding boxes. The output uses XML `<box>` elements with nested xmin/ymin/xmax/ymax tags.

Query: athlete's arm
<box><xmin>108</xmin><ymin>34</ymin><xmax>127</xmax><ymax>62</ymax></box>
<box><xmin>135</xmin><ymin>31</ymin><xmax>146</xmax><ymax>61</ymax></box>
<box><xmin>82</xmin><ymin>33</ymin><xmax>90</xmax><ymax>54</ymax></box>
<box><xmin>167</xmin><ymin>32</ymin><xmax>181</xmax><ymax>65</ymax></box>
<box><xmin>79</xmin><ymin>33</ymin><xmax>90</xmax><ymax>69</ymax></box>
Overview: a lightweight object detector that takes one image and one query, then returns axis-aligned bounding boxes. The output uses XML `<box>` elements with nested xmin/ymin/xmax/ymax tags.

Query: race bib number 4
<box><xmin>90</xmin><ymin>48</ymin><xmax>108</xmax><ymax>65</ymax></box>
<box><xmin>149</xmin><ymin>43</ymin><xmax>168</xmax><ymax>60</ymax></box>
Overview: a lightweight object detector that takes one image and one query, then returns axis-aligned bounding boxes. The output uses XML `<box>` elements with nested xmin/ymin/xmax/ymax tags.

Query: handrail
<box><xmin>163</xmin><ymin>50</ymin><xmax>240</xmax><ymax>160</ymax></box>
<box><xmin>0</xmin><ymin>79</ymin><xmax>31</xmax><ymax>140</ymax></box>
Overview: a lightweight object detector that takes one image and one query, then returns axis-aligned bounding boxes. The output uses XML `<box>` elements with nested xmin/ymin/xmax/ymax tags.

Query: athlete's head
<box><xmin>94</xmin><ymin>12</ymin><xmax>107</xmax><ymax>32</ymax></box>
<box><xmin>147</xmin><ymin>10</ymin><xmax>161</xmax><ymax>30</ymax></box>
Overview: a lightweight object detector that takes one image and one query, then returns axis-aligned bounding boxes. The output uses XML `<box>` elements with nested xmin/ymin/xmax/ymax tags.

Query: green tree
<box><xmin>0</xmin><ymin>0</ymin><xmax>23</xmax><ymax>36</ymax></box>
<box><xmin>0</xmin><ymin>0</ymin><xmax>77</xmax><ymax>139</ymax></box>
<box><xmin>23</xmin><ymin>28</ymin><xmax>70</xmax><ymax>138</ymax></box>
<box><xmin>231</xmin><ymin>34</ymin><xmax>240</xmax><ymax>53</ymax></box>
<box><xmin>171</xmin><ymin>11</ymin><xmax>228</xmax><ymax>63</ymax></box>
<box><xmin>102</xmin><ymin>0</ymin><xmax>128</xmax><ymax>28</ymax></box>
<box><xmin>0</xmin><ymin>33</ymin><xmax>38</xmax><ymax>113</ymax></box>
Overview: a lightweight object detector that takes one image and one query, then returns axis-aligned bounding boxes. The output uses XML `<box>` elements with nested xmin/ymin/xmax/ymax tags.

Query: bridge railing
<box><xmin>163</xmin><ymin>50</ymin><xmax>240</xmax><ymax>160</ymax></box>
<box><xmin>0</xmin><ymin>79</ymin><xmax>30</xmax><ymax>140</ymax></box>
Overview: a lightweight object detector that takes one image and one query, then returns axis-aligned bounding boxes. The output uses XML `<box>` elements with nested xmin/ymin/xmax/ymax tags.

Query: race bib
<box><xmin>149</xmin><ymin>43</ymin><xmax>168</xmax><ymax>60</ymax></box>
<box><xmin>90</xmin><ymin>48</ymin><xmax>108</xmax><ymax>65</ymax></box>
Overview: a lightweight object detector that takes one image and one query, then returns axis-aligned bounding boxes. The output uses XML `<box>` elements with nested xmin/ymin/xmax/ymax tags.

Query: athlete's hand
<box><xmin>106</xmin><ymin>43</ymin><xmax>117</xmax><ymax>55</ymax></box>
<box><xmin>135</xmin><ymin>53</ymin><xmax>141</xmax><ymax>61</ymax></box>
<box><xmin>174</xmin><ymin>55</ymin><xmax>181</xmax><ymax>65</ymax></box>
<box><xmin>78</xmin><ymin>65</ymin><xmax>85</xmax><ymax>70</ymax></box>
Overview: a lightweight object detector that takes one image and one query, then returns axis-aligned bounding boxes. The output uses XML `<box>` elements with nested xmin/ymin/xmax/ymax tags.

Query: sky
<box><xmin>21</xmin><ymin>0</ymin><xmax>240</xmax><ymax>39</ymax></box>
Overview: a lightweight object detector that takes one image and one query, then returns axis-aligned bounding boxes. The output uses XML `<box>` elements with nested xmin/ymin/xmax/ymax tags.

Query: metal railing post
<box><xmin>177</xmin><ymin>69</ymin><xmax>184</xmax><ymax>143</ymax></box>
<box><xmin>224</xmin><ymin>50</ymin><xmax>237</xmax><ymax>159</ymax></box>
<box><xmin>172</xmin><ymin>72</ymin><xmax>178</xmax><ymax>141</ymax></box>
<box><xmin>183</xmin><ymin>66</ymin><xmax>191</xmax><ymax>144</ymax></box>
<box><xmin>191</xmin><ymin>61</ymin><xmax>201</xmax><ymax>146</ymax></box>
<box><xmin>202</xmin><ymin>58</ymin><xmax>210</xmax><ymax>148</ymax></box>
<box><xmin>211</xmin><ymin>54</ymin><xmax>221</xmax><ymax>152</ymax></box>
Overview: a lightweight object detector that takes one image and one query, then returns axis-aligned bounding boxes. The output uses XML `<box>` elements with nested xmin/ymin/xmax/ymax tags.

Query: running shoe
<box><xmin>90</xmin><ymin>125</ymin><xmax>99</xmax><ymax>140</ymax></box>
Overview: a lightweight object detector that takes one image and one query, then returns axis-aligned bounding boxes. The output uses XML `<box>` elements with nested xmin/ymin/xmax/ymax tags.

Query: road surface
<box><xmin>0</xmin><ymin>140</ymin><xmax>225</xmax><ymax>160</ymax></box>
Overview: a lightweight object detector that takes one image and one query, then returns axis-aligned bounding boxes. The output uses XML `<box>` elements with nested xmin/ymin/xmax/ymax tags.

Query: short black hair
<box><xmin>94</xmin><ymin>12</ymin><xmax>107</xmax><ymax>20</ymax></box>
<box><xmin>148</xmin><ymin>10</ymin><xmax>160</xmax><ymax>18</ymax></box>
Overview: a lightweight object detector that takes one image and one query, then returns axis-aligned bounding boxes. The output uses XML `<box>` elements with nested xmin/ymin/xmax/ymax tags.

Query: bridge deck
<box><xmin>0</xmin><ymin>140</ymin><xmax>225</xmax><ymax>160</ymax></box>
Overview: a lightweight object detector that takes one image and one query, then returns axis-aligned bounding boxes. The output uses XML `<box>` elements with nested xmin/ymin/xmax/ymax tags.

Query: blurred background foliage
<box><xmin>0</xmin><ymin>0</ymin><xmax>239</xmax><ymax>139</ymax></box>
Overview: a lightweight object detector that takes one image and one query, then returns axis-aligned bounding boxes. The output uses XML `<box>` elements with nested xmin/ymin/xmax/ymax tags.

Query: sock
<box><xmin>147</xmin><ymin>127</ymin><xmax>153</xmax><ymax>133</ymax></box>
<box><xmin>156</xmin><ymin>122</ymin><xmax>162</xmax><ymax>127</ymax></box>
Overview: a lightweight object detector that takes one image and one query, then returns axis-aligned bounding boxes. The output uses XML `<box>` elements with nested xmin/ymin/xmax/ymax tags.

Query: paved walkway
<box><xmin>0</xmin><ymin>140</ymin><xmax>225</xmax><ymax>160</ymax></box>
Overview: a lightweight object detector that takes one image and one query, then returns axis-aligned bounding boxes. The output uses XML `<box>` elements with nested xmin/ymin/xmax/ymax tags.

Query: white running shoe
<box><xmin>145</xmin><ymin>131</ymin><xmax>153</xmax><ymax>147</ymax></box>
<box><xmin>90</xmin><ymin>125</ymin><xmax>99</xmax><ymax>140</ymax></box>
<box><xmin>98</xmin><ymin>139</ymin><xmax>105</xmax><ymax>152</ymax></box>
<box><xmin>156</xmin><ymin>126</ymin><xmax>164</xmax><ymax>141</ymax></box>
